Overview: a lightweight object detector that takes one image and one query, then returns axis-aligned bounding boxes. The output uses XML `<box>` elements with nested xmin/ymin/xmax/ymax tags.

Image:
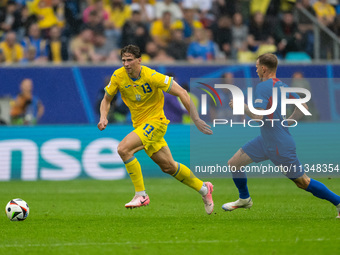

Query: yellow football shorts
<box><xmin>133</xmin><ymin>119</ymin><xmax>170</xmax><ymax>157</ymax></box>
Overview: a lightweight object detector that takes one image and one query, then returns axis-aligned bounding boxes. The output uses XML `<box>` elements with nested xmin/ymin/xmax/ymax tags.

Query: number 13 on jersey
<box><xmin>143</xmin><ymin>124</ymin><xmax>155</xmax><ymax>138</ymax></box>
<box><xmin>141</xmin><ymin>83</ymin><xmax>152</xmax><ymax>93</ymax></box>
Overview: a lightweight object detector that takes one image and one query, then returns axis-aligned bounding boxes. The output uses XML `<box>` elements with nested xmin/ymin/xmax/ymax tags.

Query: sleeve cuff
<box><xmin>104</xmin><ymin>87</ymin><xmax>114</xmax><ymax>98</ymax></box>
<box><xmin>166</xmin><ymin>77</ymin><xmax>173</xmax><ymax>93</ymax></box>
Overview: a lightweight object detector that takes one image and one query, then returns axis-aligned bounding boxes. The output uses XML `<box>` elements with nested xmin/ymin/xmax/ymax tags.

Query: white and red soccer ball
<box><xmin>5</xmin><ymin>199</ymin><xmax>29</xmax><ymax>221</ymax></box>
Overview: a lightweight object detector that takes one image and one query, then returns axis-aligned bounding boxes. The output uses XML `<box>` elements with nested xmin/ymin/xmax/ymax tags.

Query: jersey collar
<box><xmin>129</xmin><ymin>66</ymin><xmax>142</xmax><ymax>82</ymax></box>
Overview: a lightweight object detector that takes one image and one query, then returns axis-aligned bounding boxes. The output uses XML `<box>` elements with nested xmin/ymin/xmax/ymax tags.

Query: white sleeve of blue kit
<box><xmin>253</xmin><ymin>83</ymin><xmax>269</xmax><ymax>109</ymax></box>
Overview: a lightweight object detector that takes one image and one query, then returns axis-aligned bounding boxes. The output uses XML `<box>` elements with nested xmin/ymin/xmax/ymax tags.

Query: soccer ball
<box><xmin>5</xmin><ymin>199</ymin><xmax>29</xmax><ymax>221</ymax></box>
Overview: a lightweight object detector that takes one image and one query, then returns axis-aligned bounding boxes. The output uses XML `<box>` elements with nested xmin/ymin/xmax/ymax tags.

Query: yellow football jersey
<box><xmin>105</xmin><ymin>66</ymin><xmax>173</xmax><ymax>128</ymax></box>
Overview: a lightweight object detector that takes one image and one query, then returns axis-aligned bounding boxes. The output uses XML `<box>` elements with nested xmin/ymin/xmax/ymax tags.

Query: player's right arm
<box><xmin>98</xmin><ymin>93</ymin><xmax>113</xmax><ymax>131</ymax></box>
<box><xmin>286</xmin><ymin>102</ymin><xmax>309</xmax><ymax>125</ymax></box>
<box><xmin>98</xmin><ymin>74</ymin><xmax>118</xmax><ymax>131</ymax></box>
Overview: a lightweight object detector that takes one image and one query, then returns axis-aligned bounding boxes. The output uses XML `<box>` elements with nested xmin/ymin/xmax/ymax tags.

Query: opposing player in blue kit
<box><xmin>222</xmin><ymin>53</ymin><xmax>340</xmax><ymax>218</ymax></box>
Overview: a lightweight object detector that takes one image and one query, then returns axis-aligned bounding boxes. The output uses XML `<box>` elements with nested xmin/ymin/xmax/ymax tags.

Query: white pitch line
<box><xmin>1</xmin><ymin>238</ymin><xmax>339</xmax><ymax>248</ymax></box>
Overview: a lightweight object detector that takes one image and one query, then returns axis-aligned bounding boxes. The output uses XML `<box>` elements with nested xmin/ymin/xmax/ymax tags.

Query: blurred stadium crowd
<box><xmin>0</xmin><ymin>0</ymin><xmax>339</xmax><ymax>64</ymax></box>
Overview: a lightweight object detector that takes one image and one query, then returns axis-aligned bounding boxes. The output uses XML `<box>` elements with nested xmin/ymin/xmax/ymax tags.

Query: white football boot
<box><xmin>222</xmin><ymin>197</ymin><xmax>253</xmax><ymax>211</ymax></box>
<box><xmin>125</xmin><ymin>195</ymin><xmax>150</xmax><ymax>209</ymax></box>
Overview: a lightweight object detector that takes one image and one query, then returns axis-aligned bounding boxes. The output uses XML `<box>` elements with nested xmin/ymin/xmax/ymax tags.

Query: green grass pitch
<box><xmin>1</xmin><ymin>177</ymin><xmax>340</xmax><ymax>255</ymax></box>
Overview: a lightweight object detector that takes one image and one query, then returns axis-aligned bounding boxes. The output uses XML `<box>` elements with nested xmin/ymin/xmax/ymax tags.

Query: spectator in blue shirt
<box><xmin>21</xmin><ymin>23</ymin><xmax>48</xmax><ymax>63</ymax></box>
<box><xmin>187</xmin><ymin>28</ymin><xmax>215</xmax><ymax>63</ymax></box>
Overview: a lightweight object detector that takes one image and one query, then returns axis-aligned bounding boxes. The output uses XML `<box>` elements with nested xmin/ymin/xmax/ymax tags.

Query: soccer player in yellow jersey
<box><xmin>98</xmin><ymin>45</ymin><xmax>214</xmax><ymax>214</ymax></box>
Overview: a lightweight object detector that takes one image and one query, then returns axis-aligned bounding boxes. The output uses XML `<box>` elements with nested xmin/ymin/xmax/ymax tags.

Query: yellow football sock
<box><xmin>124</xmin><ymin>157</ymin><xmax>145</xmax><ymax>192</ymax></box>
<box><xmin>172</xmin><ymin>163</ymin><xmax>203</xmax><ymax>192</ymax></box>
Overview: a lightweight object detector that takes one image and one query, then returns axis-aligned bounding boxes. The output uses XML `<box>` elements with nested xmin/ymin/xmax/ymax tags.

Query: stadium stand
<box><xmin>1</xmin><ymin>0</ymin><xmax>340</xmax><ymax>64</ymax></box>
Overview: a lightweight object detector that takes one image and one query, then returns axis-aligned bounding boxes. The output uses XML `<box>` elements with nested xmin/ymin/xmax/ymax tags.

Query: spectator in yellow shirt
<box><xmin>171</xmin><ymin>8</ymin><xmax>203</xmax><ymax>42</ymax></box>
<box><xmin>150</xmin><ymin>11</ymin><xmax>172</xmax><ymax>48</ymax></box>
<box><xmin>0</xmin><ymin>31</ymin><xmax>24</xmax><ymax>63</ymax></box>
<box><xmin>27</xmin><ymin>0</ymin><xmax>58</xmax><ymax>37</ymax></box>
<box><xmin>313</xmin><ymin>0</ymin><xmax>336</xmax><ymax>28</ymax></box>
<box><xmin>107</xmin><ymin>0</ymin><xmax>132</xmax><ymax>29</ymax></box>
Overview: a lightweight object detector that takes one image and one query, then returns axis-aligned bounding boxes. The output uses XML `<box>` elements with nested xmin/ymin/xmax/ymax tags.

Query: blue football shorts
<box><xmin>242</xmin><ymin>136</ymin><xmax>305</xmax><ymax>179</ymax></box>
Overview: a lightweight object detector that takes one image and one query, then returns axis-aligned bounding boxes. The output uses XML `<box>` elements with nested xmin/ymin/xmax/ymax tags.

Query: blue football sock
<box><xmin>306</xmin><ymin>179</ymin><xmax>340</xmax><ymax>206</ymax></box>
<box><xmin>232</xmin><ymin>171</ymin><xmax>250</xmax><ymax>199</ymax></box>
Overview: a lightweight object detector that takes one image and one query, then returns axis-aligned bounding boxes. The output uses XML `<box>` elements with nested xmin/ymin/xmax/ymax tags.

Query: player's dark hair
<box><xmin>257</xmin><ymin>53</ymin><xmax>278</xmax><ymax>72</ymax></box>
<box><xmin>121</xmin><ymin>45</ymin><xmax>142</xmax><ymax>59</ymax></box>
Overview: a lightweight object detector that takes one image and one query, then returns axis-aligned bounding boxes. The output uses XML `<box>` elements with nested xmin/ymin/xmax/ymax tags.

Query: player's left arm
<box><xmin>286</xmin><ymin>103</ymin><xmax>309</xmax><ymax>125</ymax></box>
<box><xmin>98</xmin><ymin>93</ymin><xmax>113</xmax><ymax>131</ymax></box>
<box><xmin>168</xmin><ymin>80</ymin><xmax>213</xmax><ymax>135</ymax></box>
